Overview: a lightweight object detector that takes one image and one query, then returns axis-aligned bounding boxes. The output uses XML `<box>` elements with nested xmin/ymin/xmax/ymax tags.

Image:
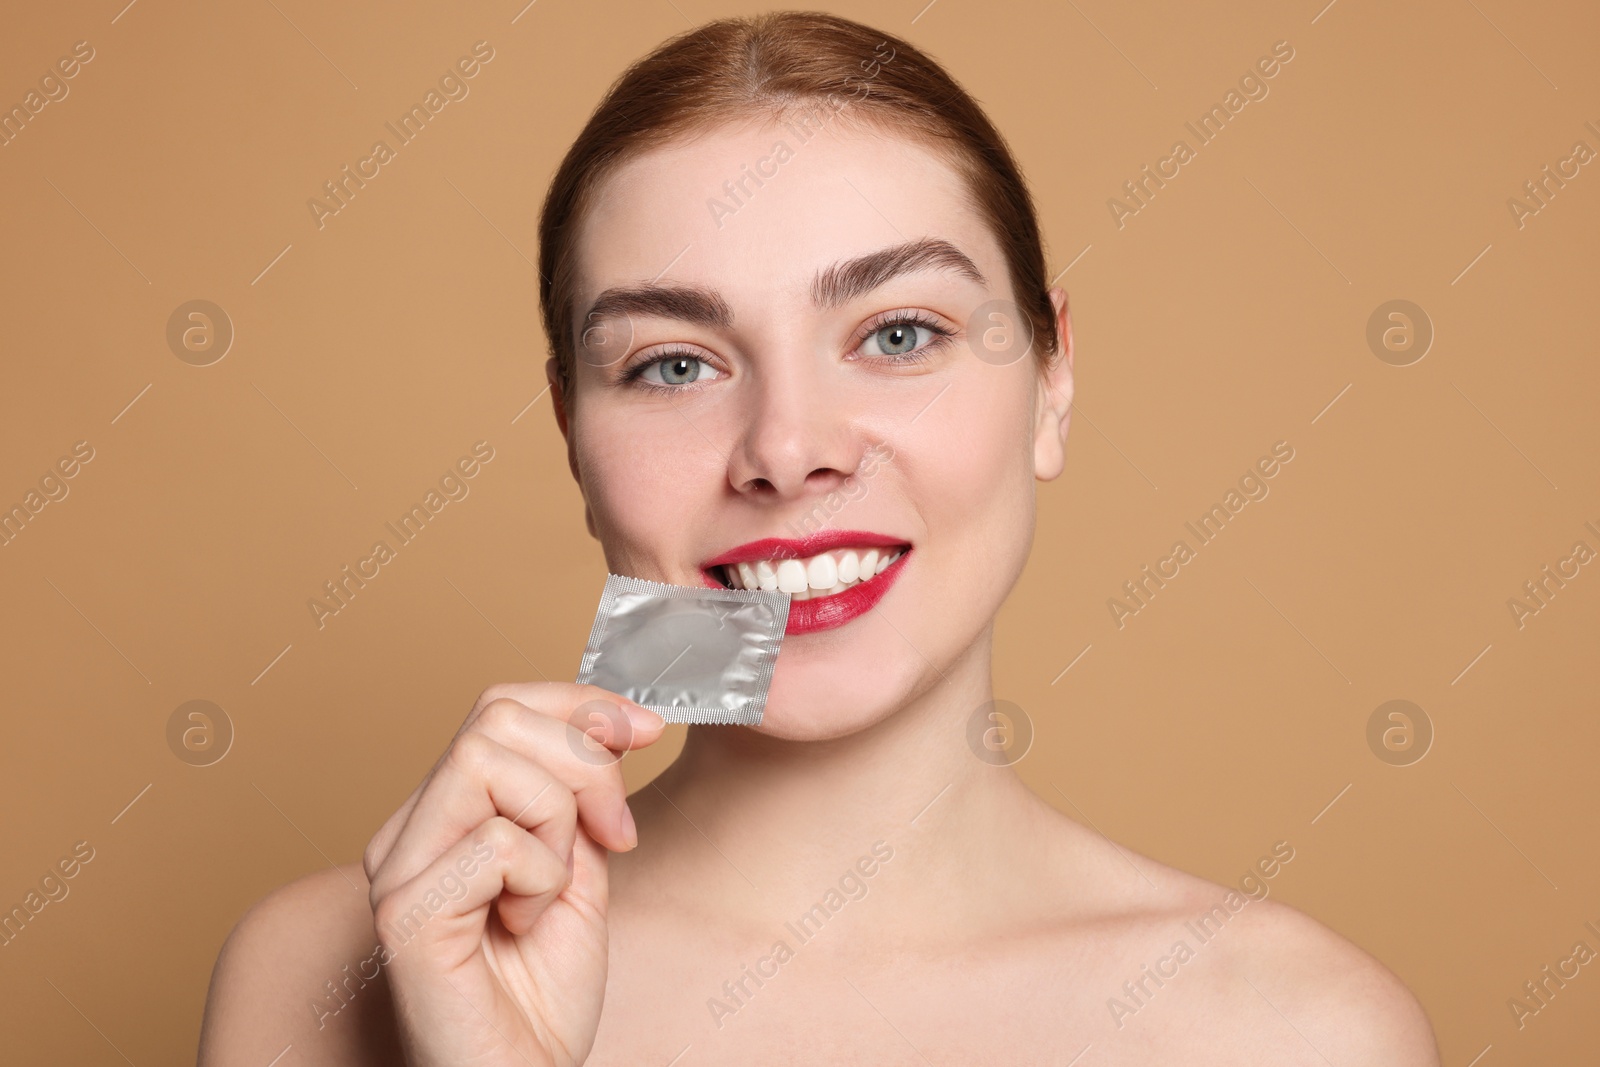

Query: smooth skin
<box><xmin>199</xmin><ymin>118</ymin><xmax>1440</xmax><ymax>1065</ymax></box>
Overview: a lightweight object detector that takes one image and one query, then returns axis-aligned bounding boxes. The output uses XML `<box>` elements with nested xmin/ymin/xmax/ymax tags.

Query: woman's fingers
<box><xmin>363</xmin><ymin>684</ymin><xmax>663</xmax><ymax>879</ymax></box>
<box><xmin>471</xmin><ymin>695</ymin><xmax>657</xmax><ymax>851</ymax></box>
<box><xmin>363</xmin><ymin>686</ymin><xmax>511</xmax><ymax>881</ymax></box>
<box><xmin>496</xmin><ymin>822</ymin><xmax>609</xmax><ymax>934</ymax></box>
<box><xmin>369</xmin><ymin>732</ymin><xmax>579</xmax><ymax>903</ymax></box>
<box><xmin>358</xmin><ymin>684</ymin><xmax>661</xmax><ymax>1067</ymax></box>
<box><xmin>374</xmin><ymin>816</ymin><xmax>569</xmax><ymax>969</ymax></box>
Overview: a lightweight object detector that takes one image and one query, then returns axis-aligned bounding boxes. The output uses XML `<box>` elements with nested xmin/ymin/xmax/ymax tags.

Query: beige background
<box><xmin>1</xmin><ymin>0</ymin><xmax>1596</xmax><ymax>1062</ymax></box>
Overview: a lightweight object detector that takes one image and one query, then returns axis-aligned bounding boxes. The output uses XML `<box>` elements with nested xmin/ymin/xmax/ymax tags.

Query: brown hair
<box><xmin>537</xmin><ymin>10</ymin><xmax>1058</xmax><ymax>392</ymax></box>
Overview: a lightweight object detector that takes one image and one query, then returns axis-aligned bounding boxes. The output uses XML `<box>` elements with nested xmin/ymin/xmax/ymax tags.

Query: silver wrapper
<box><xmin>575</xmin><ymin>574</ymin><xmax>790</xmax><ymax>725</ymax></box>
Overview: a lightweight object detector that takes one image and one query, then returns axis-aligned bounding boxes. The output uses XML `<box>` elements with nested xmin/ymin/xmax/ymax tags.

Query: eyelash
<box><xmin>617</xmin><ymin>309</ymin><xmax>956</xmax><ymax>393</ymax></box>
<box><xmin>619</xmin><ymin>345</ymin><xmax>716</xmax><ymax>396</ymax></box>
<box><xmin>853</xmin><ymin>309</ymin><xmax>956</xmax><ymax>364</ymax></box>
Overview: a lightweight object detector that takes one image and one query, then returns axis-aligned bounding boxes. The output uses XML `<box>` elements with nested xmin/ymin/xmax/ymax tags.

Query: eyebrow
<box><xmin>810</xmin><ymin>237</ymin><xmax>986</xmax><ymax>309</ymax></box>
<box><xmin>582</xmin><ymin>284</ymin><xmax>734</xmax><ymax>332</ymax></box>
<box><xmin>579</xmin><ymin>238</ymin><xmax>985</xmax><ymax>332</ymax></box>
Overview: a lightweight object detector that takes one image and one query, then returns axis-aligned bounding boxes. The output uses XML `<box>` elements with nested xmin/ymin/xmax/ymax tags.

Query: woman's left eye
<box><xmin>857</xmin><ymin>317</ymin><xmax>950</xmax><ymax>360</ymax></box>
<box><xmin>635</xmin><ymin>354</ymin><xmax>722</xmax><ymax>387</ymax></box>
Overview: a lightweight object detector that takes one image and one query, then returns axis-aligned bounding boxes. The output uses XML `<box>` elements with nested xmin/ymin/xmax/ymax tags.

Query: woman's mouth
<box><xmin>701</xmin><ymin>532</ymin><xmax>911</xmax><ymax>635</ymax></box>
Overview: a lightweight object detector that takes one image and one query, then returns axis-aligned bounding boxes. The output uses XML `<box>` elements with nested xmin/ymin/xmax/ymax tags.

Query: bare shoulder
<box><xmin>1213</xmin><ymin>890</ymin><xmax>1440</xmax><ymax>1066</ymax></box>
<box><xmin>198</xmin><ymin>862</ymin><xmax>402</xmax><ymax>1067</ymax></box>
<box><xmin>1021</xmin><ymin>803</ymin><xmax>1438</xmax><ymax>1064</ymax></box>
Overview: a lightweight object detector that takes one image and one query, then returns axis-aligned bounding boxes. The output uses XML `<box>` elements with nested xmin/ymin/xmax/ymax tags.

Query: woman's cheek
<box><xmin>932</xmin><ymin>391</ymin><xmax>1036</xmax><ymax>606</ymax></box>
<box><xmin>577</xmin><ymin>414</ymin><xmax>719</xmax><ymax>544</ymax></box>
<box><xmin>578</xmin><ymin>425</ymin><xmax>661</xmax><ymax>533</ymax></box>
<box><xmin>918</xmin><ymin>371</ymin><xmax>1033</xmax><ymax>517</ymax></box>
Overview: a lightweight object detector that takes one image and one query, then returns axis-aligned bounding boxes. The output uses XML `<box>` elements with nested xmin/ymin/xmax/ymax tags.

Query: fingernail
<box><xmin>621</xmin><ymin>804</ymin><xmax>638</xmax><ymax>850</ymax></box>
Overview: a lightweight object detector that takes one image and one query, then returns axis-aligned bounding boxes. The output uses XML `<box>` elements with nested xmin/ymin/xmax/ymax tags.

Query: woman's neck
<box><xmin>621</xmin><ymin>633</ymin><xmax>1052</xmax><ymax>931</ymax></box>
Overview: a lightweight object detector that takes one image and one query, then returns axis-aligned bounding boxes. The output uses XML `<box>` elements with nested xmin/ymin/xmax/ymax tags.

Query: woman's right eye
<box><xmin>632</xmin><ymin>354</ymin><xmax>723</xmax><ymax>388</ymax></box>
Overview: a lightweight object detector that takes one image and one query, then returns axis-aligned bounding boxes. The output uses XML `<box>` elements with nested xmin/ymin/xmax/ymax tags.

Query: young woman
<box><xmin>200</xmin><ymin>13</ymin><xmax>1439</xmax><ymax>1065</ymax></box>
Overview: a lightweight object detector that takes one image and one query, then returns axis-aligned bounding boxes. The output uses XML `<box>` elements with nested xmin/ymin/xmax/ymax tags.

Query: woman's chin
<box><xmin>745</xmin><ymin>654</ymin><xmax>925</xmax><ymax>741</ymax></box>
<box><xmin>748</xmin><ymin>701</ymin><xmax>889</xmax><ymax>742</ymax></box>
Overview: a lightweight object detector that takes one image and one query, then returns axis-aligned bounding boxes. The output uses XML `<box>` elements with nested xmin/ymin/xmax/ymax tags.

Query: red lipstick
<box><xmin>703</xmin><ymin>530</ymin><xmax>906</xmax><ymax>568</ymax></box>
<box><xmin>700</xmin><ymin>531</ymin><xmax>912</xmax><ymax>635</ymax></box>
<box><xmin>782</xmin><ymin>551</ymin><xmax>909</xmax><ymax>634</ymax></box>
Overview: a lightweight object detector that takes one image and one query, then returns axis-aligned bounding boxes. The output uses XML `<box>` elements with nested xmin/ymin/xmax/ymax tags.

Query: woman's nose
<box><xmin>725</xmin><ymin>364</ymin><xmax>864</xmax><ymax>500</ymax></box>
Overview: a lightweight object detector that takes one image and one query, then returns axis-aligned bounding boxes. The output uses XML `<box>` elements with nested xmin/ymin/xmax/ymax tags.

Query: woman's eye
<box><xmin>636</xmin><ymin>354</ymin><xmax>721</xmax><ymax>387</ymax></box>
<box><xmin>860</xmin><ymin>321</ymin><xmax>941</xmax><ymax>358</ymax></box>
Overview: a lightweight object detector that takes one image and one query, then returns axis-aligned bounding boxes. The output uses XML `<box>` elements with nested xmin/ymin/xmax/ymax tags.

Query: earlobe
<box><xmin>1033</xmin><ymin>289</ymin><xmax>1075</xmax><ymax>482</ymax></box>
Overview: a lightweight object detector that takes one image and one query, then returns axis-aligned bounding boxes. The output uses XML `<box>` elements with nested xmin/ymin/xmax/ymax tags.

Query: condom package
<box><xmin>576</xmin><ymin>574</ymin><xmax>791</xmax><ymax>725</ymax></box>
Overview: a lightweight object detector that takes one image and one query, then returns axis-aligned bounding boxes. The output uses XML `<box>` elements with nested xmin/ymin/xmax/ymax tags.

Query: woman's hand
<box><xmin>363</xmin><ymin>683</ymin><xmax>665</xmax><ymax>1067</ymax></box>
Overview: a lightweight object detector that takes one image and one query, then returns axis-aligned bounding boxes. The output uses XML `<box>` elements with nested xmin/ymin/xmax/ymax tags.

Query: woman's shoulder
<box><xmin>1175</xmin><ymin>877</ymin><xmax>1437</xmax><ymax>1064</ymax></box>
<box><xmin>198</xmin><ymin>862</ymin><xmax>402</xmax><ymax>1066</ymax></box>
<box><xmin>1025</xmin><ymin>806</ymin><xmax>1440</xmax><ymax>1064</ymax></box>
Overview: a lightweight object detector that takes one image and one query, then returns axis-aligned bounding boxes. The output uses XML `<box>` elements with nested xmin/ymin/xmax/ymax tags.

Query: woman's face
<box><xmin>556</xmin><ymin>118</ymin><xmax>1072</xmax><ymax>740</ymax></box>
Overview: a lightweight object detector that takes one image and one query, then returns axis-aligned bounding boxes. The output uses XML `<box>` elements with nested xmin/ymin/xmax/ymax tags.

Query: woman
<box><xmin>200</xmin><ymin>13</ymin><xmax>1438</xmax><ymax>1064</ymax></box>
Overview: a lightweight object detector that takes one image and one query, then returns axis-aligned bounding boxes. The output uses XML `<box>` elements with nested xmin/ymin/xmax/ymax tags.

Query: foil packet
<box><xmin>576</xmin><ymin>574</ymin><xmax>790</xmax><ymax>725</ymax></box>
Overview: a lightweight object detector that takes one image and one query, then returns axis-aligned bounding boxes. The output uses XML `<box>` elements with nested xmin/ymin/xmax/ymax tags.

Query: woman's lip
<box><xmin>696</xmin><ymin>549</ymin><xmax>912</xmax><ymax>635</ymax></box>
<box><xmin>702</xmin><ymin>530</ymin><xmax>909</xmax><ymax>569</ymax></box>
<box><xmin>784</xmin><ymin>550</ymin><xmax>909</xmax><ymax>635</ymax></box>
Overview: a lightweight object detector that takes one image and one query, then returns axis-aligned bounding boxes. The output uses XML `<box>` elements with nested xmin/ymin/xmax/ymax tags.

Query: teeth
<box><xmin>837</xmin><ymin>550</ymin><xmax>859</xmax><ymax>584</ymax></box>
<box><xmin>716</xmin><ymin>546</ymin><xmax>907</xmax><ymax>596</ymax></box>
<box><xmin>776</xmin><ymin>559</ymin><xmax>808</xmax><ymax>594</ymax></box>
<box><xmin>806</xmin><ymin>554</ymin><xmax>837</xmax><ymax>590</ymax></box>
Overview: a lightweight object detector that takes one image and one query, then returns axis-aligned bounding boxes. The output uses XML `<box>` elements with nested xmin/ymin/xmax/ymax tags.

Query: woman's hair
<box><xmin>538</xmin><ymin>10</ymin><xmax>1059</xmax><ymax>392</ymax></box>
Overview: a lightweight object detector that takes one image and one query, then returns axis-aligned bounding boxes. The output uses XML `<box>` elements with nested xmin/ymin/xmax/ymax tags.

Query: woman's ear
<box><xmin>546</xmin><ymin>357</ymin><xmax>598</xmax><ymax>537</ymax></box>
<box><xmin>1033</xmin><ymin>287</ymin><xmax>1075</xmax><ymax>481</ymax></box>
<box><xmin>546</xmin><ymin>357</ymin><xmax>572</xmax><ymax>440</ymax></box>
